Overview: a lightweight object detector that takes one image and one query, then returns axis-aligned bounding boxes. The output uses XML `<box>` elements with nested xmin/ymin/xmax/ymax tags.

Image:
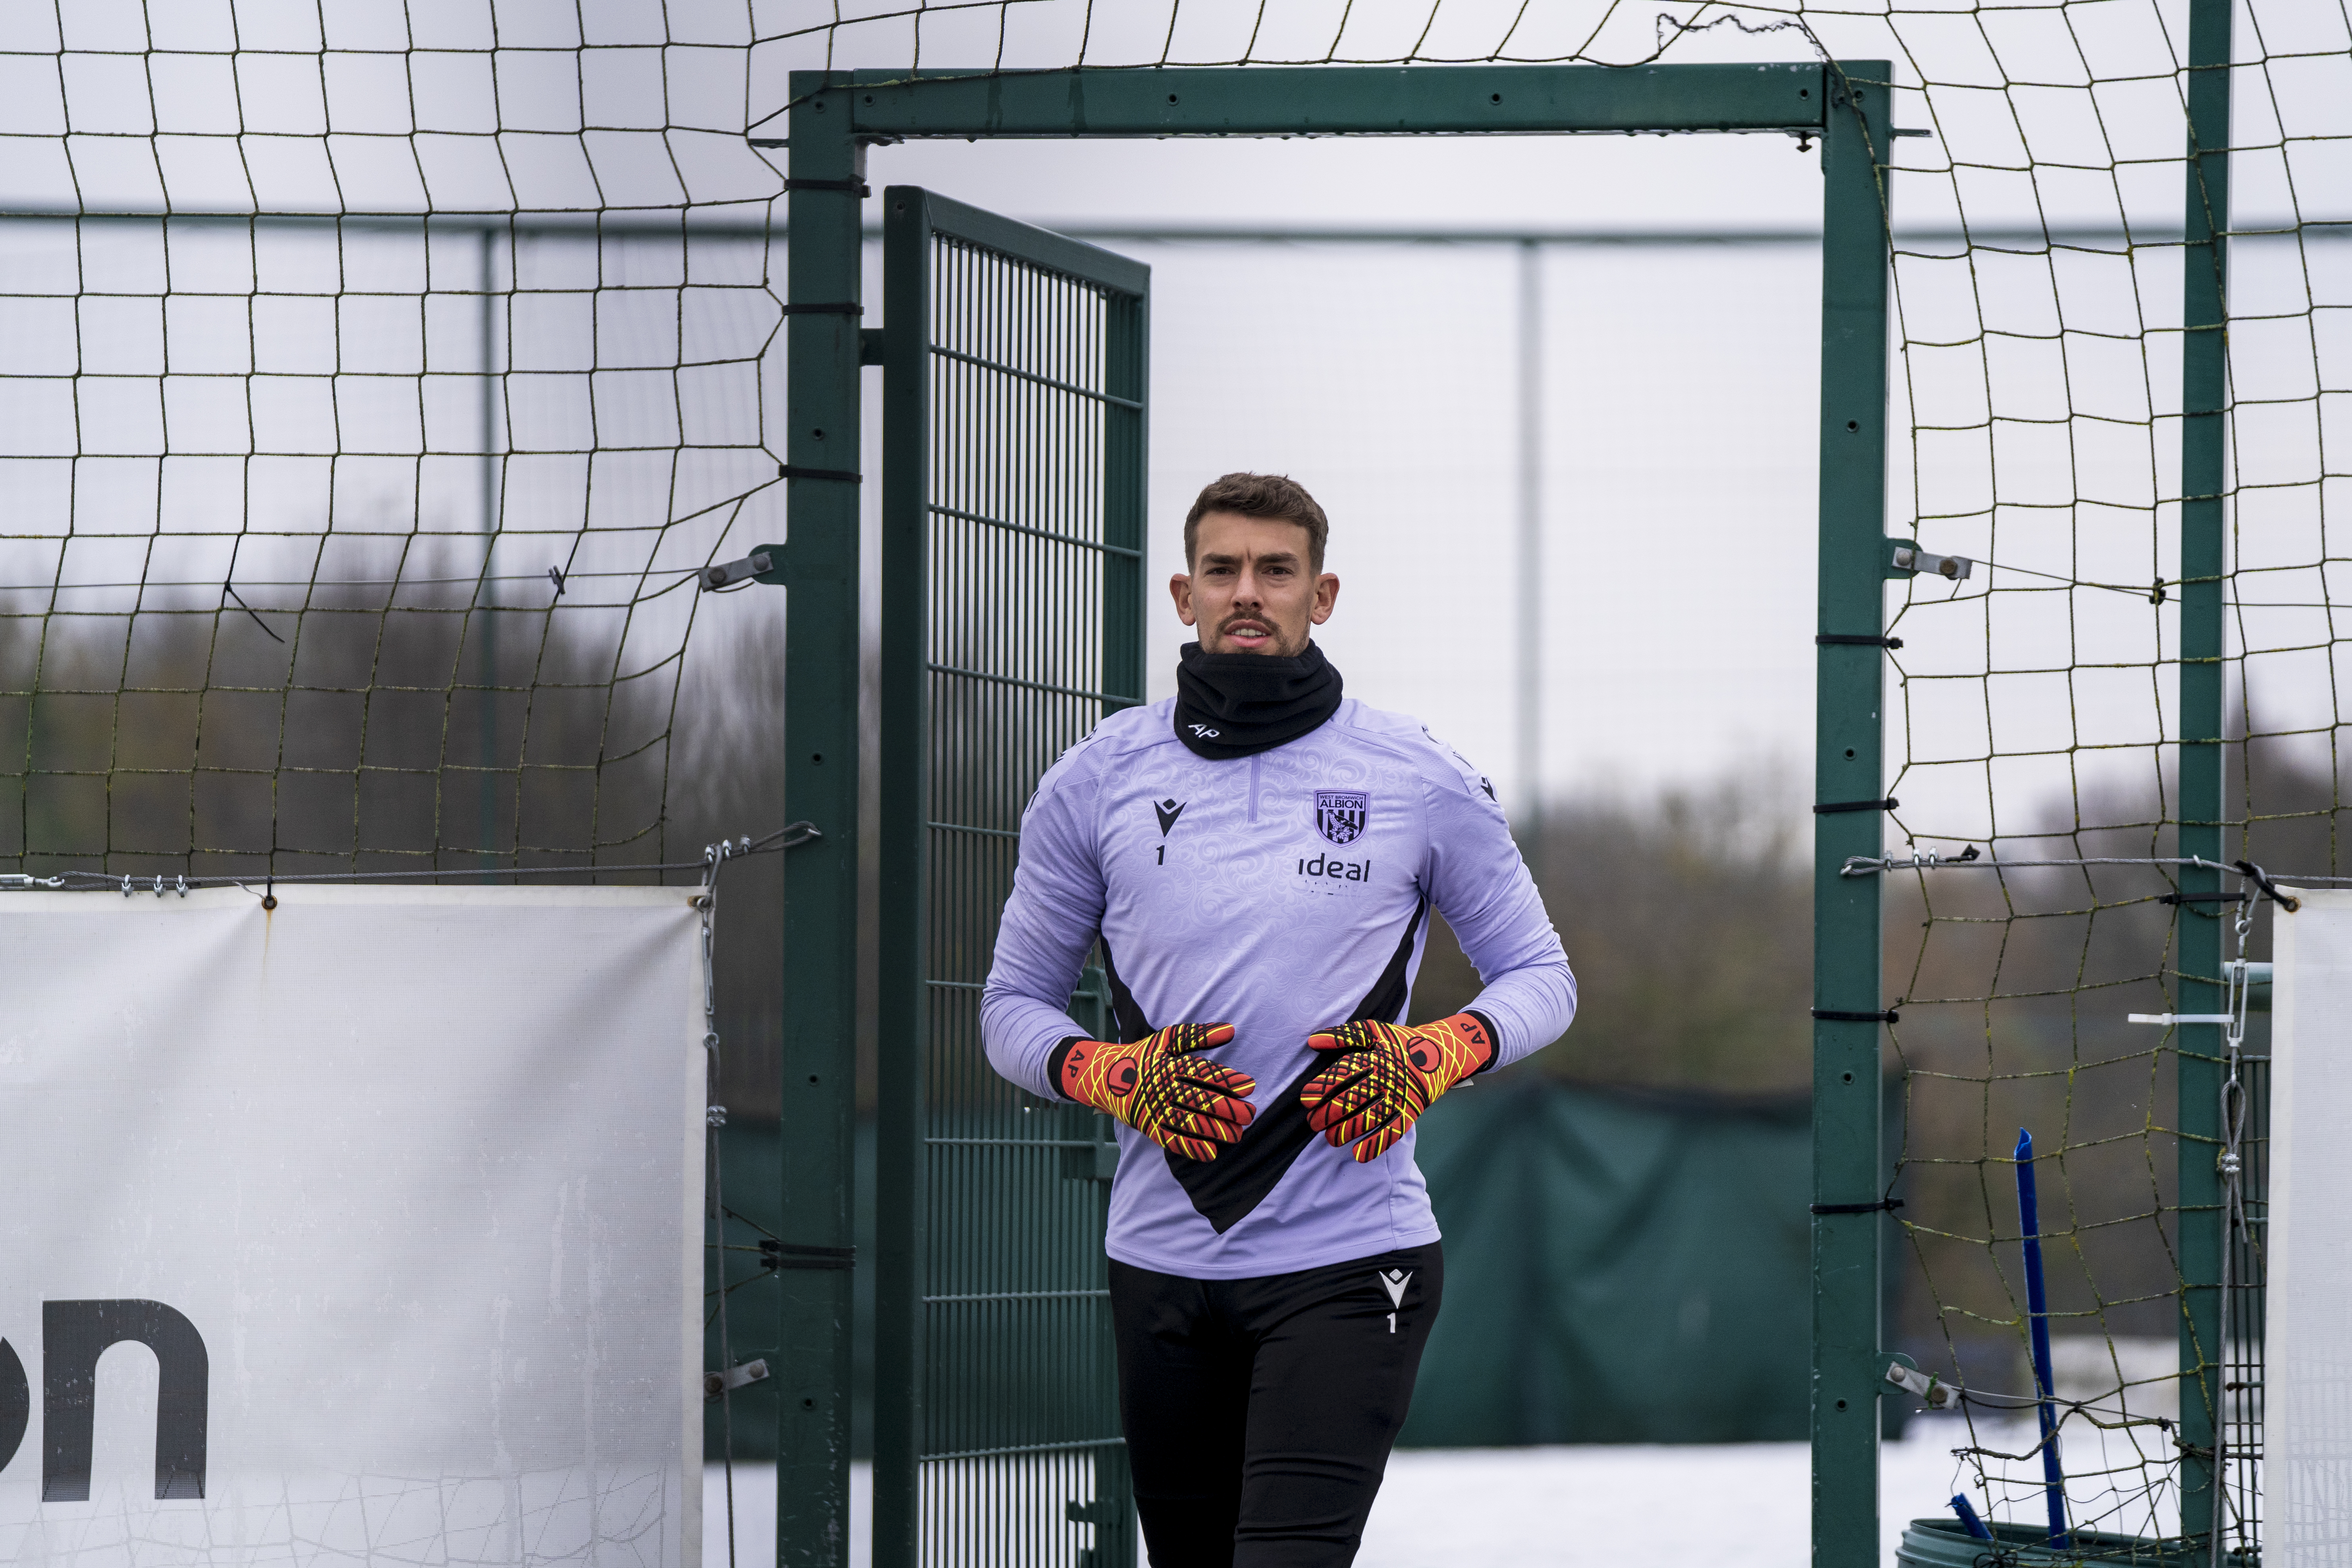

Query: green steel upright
<box><xmin>777</xmin><ymin>60</ymin><xmax>1893</xmax><ymax>1568</ymax></box>
<box><xmin>1808</xmin><ymin>69</ymin><xmax>1895</xmax><ymax>1568</ymax></box>
<box><xmin>777</xmin><ymin>82</ymin><xmax>865</xmax><ymax>1568</ymax></box>
<box><xmin>2176</xmin><ymin>0</ymin><xmax>2234</xmax><ymax>1545</ymax></box>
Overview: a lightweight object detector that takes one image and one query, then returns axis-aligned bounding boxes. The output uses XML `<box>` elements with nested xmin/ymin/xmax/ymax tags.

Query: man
<box><xmin>981</xmin><ymin>473</ymin><xmax>1575</xmax><ymax>1567</ymax></box>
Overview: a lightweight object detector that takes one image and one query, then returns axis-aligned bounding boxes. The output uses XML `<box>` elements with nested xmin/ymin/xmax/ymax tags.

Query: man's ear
<box><xmin>1309</xmin><ymin>573</ymin><xmax>1339</xmax><ymax>626</ymax></box>
<box><xmin>1169</xmin><ymin>573</ymin><xmax>1198</xmax><ymax>627</ymax></box>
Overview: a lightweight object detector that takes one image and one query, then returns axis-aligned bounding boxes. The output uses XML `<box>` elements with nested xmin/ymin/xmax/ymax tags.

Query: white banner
<box><xmin>2269</xmin><ymin>887</ymin><xmax>2352</xmax><ymax>1566</ymax></box>
<box><xmin>0</xmin><ymin>885</ymin><xmax>705</xmax><ymax>1567</ymax></box>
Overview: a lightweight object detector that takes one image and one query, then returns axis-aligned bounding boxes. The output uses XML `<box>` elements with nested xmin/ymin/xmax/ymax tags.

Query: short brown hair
<box><xmin>1183</xmin><ymin>473</ymin><xmax>1330</xmax><ymax>573</ymax></box>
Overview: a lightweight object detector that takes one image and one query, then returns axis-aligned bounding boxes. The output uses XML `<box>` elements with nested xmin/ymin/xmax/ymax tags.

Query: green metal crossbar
<box><xmin>820</xmin><ymin>62</ymin><xmax>1826</xmax><ymax>137</ymax></box>
<box><xmin>778</xmin><ymin>60</ymin><xmax>1895</xmax><ymax>1568</ymax></box>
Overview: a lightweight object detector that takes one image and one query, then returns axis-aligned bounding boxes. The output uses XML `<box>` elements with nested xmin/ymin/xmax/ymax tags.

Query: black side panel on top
<box><xmin>1165</xmin><ymin>899</ymin><xmax>1430</xmax><ymax>1232</ymax></box>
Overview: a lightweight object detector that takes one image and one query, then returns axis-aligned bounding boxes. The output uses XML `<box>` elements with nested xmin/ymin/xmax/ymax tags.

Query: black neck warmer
<box><xmin>1173</xmin><ymin>640</ymin><xmax>1344</xmax><ymax>760</ymax></box>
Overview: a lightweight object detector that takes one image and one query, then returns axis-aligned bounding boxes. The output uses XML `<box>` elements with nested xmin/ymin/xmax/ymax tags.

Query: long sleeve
<box><xmin>1422</xmin><ymin>775</ymin><xmax>1576</xmax><ymax>1069</ymax></box>
<box><xmin>980</xmin><ymin>757</ymin><xmax>1109</xmax><ymax>1101</ymax></box>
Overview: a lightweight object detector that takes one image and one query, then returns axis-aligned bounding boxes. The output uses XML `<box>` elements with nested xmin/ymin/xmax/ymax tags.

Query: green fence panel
<box><xmin>711</xmin><ymin>1074</ymin><xmax>1901</xmax><ymax>1462</ymax></box>
<box><xmin>1402</xmin><ymin>1082</ymin><xmax>1813</xmax><ymax>1445</ymax></box>
<box><xmin>1402</xmin><ymin>1077</ymin><xmax>1907</xmax><ymax>1447</ymax></box>
<box><xmin>874</xmin><ymin>187</ymin><xmax>1150</xmax><ymax>1568</ymax></box>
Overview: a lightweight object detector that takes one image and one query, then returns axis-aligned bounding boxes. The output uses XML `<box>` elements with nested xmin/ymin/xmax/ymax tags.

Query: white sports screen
<box><xmin>2267</xmin><ymin>887</ymin><xmax>2352</xmax><ymax>1566</ymax></box>
<box><xmin>0</xmin><ymin>884</ymin><xmax>704</xmax><ymax>1567</ymax></box>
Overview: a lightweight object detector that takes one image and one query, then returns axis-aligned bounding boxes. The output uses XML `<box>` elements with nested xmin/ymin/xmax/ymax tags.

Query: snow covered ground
<box><xmin>700</xmin><ymin>1418</ymin><xmax>2161</xmax><ymax>1566</ymax></box>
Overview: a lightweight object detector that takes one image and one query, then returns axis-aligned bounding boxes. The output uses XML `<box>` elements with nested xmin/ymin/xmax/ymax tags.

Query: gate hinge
<box><xmin>860</xmin><ymin>327</ymin><xmax>887</xmax><ymax>366</ymax></box>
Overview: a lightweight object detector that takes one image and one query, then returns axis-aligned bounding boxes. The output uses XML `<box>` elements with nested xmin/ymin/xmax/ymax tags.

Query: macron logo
<box><xmin>1378</xmin><ymin>1269</ymin><xmax>1412</xmax><ymax>1334</ymax></box>
<box><xmin>1154</xmin><ymin>799</ymin><xmax>1186</xmax><ymax>836</ymax></box>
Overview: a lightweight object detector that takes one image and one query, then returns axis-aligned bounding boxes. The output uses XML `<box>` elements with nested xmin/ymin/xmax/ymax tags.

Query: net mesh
<box><xmin>0</xmin><ymin>31</ymin><xmax>790</xmax><ymax>886</ymax></box>
<box><xmin>778</xmin><ymin>0</ymin><xmax>2347</xmax><ymax>1551</ymax></box>
<box><xmin>10</xmin><ymin>0</ymin><xmax>2352</xmax><ymax>1552</ymax></box>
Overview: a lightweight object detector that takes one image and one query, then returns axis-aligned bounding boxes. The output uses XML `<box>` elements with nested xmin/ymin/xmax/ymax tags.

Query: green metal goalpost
<box><xmin>778</xmin><ymin>60</ymin><xmax>1900</xmax><ymax>1568</ymax></box>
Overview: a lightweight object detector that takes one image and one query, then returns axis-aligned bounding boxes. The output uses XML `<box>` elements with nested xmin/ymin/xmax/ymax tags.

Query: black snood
<box><xmin>1172</xmin><ymin>641</ymin><xmax>1344</xmax><ymax>760</ymax></box>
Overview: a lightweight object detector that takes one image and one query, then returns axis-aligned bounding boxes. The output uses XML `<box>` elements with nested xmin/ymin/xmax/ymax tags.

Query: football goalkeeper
<box><xmin>981</xmin><ymin>472</ymin><xmax>1575</xmax><ymax>1568</ymax></box>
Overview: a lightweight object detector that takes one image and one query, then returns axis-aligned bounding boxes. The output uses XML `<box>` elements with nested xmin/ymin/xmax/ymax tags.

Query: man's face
<box><xmin>1170</xmin><ymin>511</ymin><xmax>1340</xmax><ymax>657</ymax></box>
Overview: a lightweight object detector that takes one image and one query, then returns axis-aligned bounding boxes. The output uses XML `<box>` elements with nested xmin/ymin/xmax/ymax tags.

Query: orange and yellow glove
<box><xmin>1055</xmin><ymin>1023</ymin><xmax>1258</xmax><ymax>1161</ymax></box>
<box><xmin>1298</xmin><ymin>1013</ymin><xmax>1496</xmax><ymax>1163</ymax></box>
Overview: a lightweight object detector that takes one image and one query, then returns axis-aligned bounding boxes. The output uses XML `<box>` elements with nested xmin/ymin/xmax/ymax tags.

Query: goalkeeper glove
<box><xmin>1299</xmin><ymin>1013</ymin><xmax>1496</xmax><ymax>1163</ymax></box>
<box><xmin>1055</xmin><ymin>1022</ymin><xmax>1257</xmax><ymax>1161</ymax></box>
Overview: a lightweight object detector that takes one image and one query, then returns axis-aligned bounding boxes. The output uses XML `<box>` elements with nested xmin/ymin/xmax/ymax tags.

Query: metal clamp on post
<box><xmin>701</xmin><ymin>551</ymin><xmax>773</xmax><ymax>591</ymax></box>
<box><xmin>2130</xmin><ymin>962</ymin><xmax>2270</xmax><ymax>1027</ymax></box>
<box><xmin>704</xmin><ymin>1358</ymin><xmax>771</xmax><ymax>1400</ymax></box>
<box><xmin>1888</xmin><ymin>542</ymin><xmax>1974</xmax><ymax>582</ymax></box>
<box><xmin>1879</xmin><ymin>1352</ymin><xmax>1962</xmax><ymax>1409</ymax></box>
<box><xmin>1876</xmin><ymin>844</ymin><xmax>1977</xmax><ymax>872</ymax></box>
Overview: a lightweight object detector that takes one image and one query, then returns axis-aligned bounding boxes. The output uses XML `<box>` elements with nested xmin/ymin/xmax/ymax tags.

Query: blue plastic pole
<box><xmin>1950</xmin><ymin>1495</ymin><xmax>1995</xmax><ymax>1541</ymax></box>
<box><xmin>2015</xmin><ymin>1128</ymin><xmax>2069</xmax><ymax>1546</ymax></box>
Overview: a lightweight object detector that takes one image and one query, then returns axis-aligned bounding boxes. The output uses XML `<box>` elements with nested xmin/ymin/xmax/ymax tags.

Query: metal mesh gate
<box><xmin>874</xmin><ymin>188</ymin><xmax>1149</xmax><ymax>1568</ymax></box>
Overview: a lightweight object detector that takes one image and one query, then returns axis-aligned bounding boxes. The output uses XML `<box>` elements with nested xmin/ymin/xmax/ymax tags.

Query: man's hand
<box><xmin>1057</xmin><ymin>1023</ymin><xmax>1257</xmax><ymax>1161</ymax></box>
<box><xmin>1299</xmin><ymin>1013</ymin><xmax>1495</xmax><ymax>1163</ymax></box>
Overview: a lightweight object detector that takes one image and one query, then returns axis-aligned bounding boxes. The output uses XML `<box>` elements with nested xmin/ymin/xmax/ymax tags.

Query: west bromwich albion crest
<box><xmin>1314</xmin><ymin>790</ymin><xmax>1369</xmax><ymax>846</ymax></box>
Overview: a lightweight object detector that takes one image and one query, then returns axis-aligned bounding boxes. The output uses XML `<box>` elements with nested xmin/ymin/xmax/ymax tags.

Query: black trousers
<box><xmin>1108</xmin><ymin>1242</ymin><xmax>1443</xmax><ymax>1568</ymax></box>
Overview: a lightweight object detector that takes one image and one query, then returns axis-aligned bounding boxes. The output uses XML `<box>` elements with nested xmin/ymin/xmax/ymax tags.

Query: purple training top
<box><xmin>980</xmin><ymin>694</ymin><xmax>1576</xmax><ymax>1279</ymax></box>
